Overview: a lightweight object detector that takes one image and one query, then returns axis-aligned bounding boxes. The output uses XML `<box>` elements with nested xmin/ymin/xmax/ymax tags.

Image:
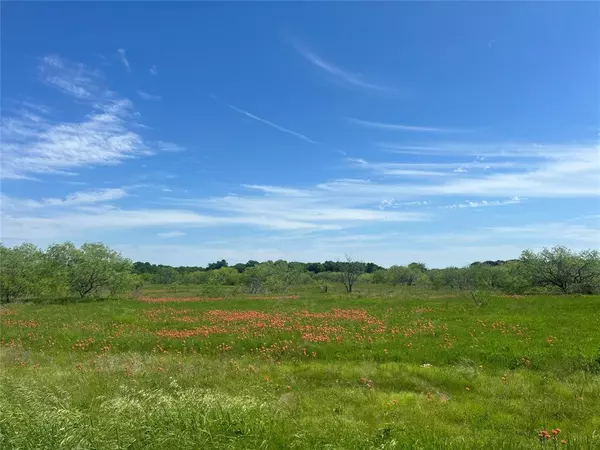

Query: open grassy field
<box><xmin>1</xmin><ymin>286</ymin><xmax>599</xmax><ymax>449</ymax></box>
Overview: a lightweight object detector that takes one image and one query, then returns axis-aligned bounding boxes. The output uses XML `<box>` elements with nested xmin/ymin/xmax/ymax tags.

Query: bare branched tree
<box><xmin>339</xmin><ymin>255</ymin><xmax>366</xmax><ymax>293</ymax></box>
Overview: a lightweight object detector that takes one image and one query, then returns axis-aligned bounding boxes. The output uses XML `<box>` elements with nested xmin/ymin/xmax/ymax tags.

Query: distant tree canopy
<box><xmin>131</xmin><ymin>258</ymin><xmax>383</xmax><ymax>280</ymax></box>
<box><xmin>2</xmin><ymin>243</ymin><xmax>599</xmax><ymax>302</ymax></box>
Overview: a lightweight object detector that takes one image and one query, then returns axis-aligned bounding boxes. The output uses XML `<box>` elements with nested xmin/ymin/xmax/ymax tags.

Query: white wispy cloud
<box><xmin>242</xmin><ymin>184</ymin><xmax>312</xmax><ymax>197</ymax></box>
<box><xmin>377</xmin><ymin>142</ymin><xmax>571</xmax><ymax>159</ymax></box>
<box><xmin>347</xmin><ymin>157</ymin><xmax>368</xmax><ymax>165</ymax></box>
<box><xmin>293</xmin><ymin>42</ymin><xmax>391</xmax><ymax>92</ymax></box>
<box><xmin>0</xmin><ymin>175</ymin><xmax>430</xmax><ymax>241</ymax></box>
<box><xmin>381</xmin><ymin>169</ymin><xmax>450</xmax><ymax>177</ymax></box>
<box><xmin>40</xmin><ymin>188</ymin><xmax>126</xmax><ymax>208</ymax></box>
<box><xmin>38</xmin><ymin>55</ymin><xmax>103</xmax><ymax>99</ymax></box>
<box><xmin>62</xmin><ymin>180</ymin><xmax>89</xmax><ymax>186</ymax></box>
<box><xmin>422</xmin><ymin>145</ymin><xmax>600</xmax><ymax>198</ymax></box>
<box><xmin>0</xmin><ymin>202</ymin><xmax>344</xmax><ymax>241</ymax></box>
<box><xmin>485</xmin><ymin>221</ymin><xmax>600</xmax><ymax>244</ymax></box>
<box><xmin>158</xmin><ymin>231</ymin><xmax>186</xmax><ymax>238</ymax></box>
<box><xmin>137</xmin><ymin>90</ymin><xmax>161</xmax><ymax>101</ymax></box>
<box><xmin>21</xmin><ymin>102</ymin><xmax>51</xmax><ymax>115</ymax></box>
<box><xmin>386</xmin><ymin>218</ymin><xmax>600</xmax><ymax>263</ymax></box>
<box><xmin>379</xmin><ymin>199</ymin><xmax>431</xmax><ymax>210</ymax></box>
<box><xmin>347</xmin><ymin>118</ymin><xmax>464</xmax><ymax>133</ymax></box>
<box><xmin>149</xmin><ymin>181</ymin><xmax>431</xmax><ymax>236</ymax></box>
<box><xmin>201</xmin><ymin>194</ymin><xmax>426</xmax><ymax>224</ymax></box>
<box><xmin>1</xmin><ymin>207</ymin><xmax>216</xmax><ymax>240</ymax></box>
<box><xmin>343</xmin><ymin>142</ymin><xmax>600</xmax><ymax>199</ymax></box>
<box><xmin>117</xmin><ymin>48</ymin><xmax>131</xmax><ymax>72</ymax></box>
<box><xmin>155</xmin><ymin>141</ymin><xmax>186</xmax><ymax>152</ymax></box>
<box><xmin>1</xmin><ymin>187</ymin><xmax>125</xmax><ymax>210</ymax></box>
<box><xmin>346</xmin><ymin>158</ymin><xmax>492</xmax><ymax>177</ymax></box>
<box><xmin>1</xmin><ymin>56</ymin><xmax>182</xmax><ymax>179</ymax></box>
<box><xmin>149</xmin><ymin>64</ymin><xmax>158</xmax><ymax>76</ymax></box>
<box><xmin>441</xmin><ymin>197</ymin><xmax>522</xmax><ymax>209</ymax></box>
<box><xmin>227</xmin><ymin>103</ymin><xmax>316</xmax><ymax>144</ymax></box>
<box><xmin>0</xmin><ymin>188</ymin><xmax>124</xmax><ymax>217</ymax></box>
<box><xmin>1</xmin><ymin>99</ymin><xmax>149</xmax><ymax>179</ymax></box>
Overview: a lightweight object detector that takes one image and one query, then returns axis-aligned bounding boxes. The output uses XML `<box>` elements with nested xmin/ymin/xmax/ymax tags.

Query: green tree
<box><xmin>232</xmin><ymin>263</ymin><xmax>247</xmax><ymax>273</ymax></box>
<box><xmin>243</xmin><ymin>264</ymin><xmax>269</xmax><ymax>294</ymax></box>
<box><xmin>206</xmin><ymin>259</ymin><xmax>228</xmax><ymax>271</ymax></box>
<box><xmin>153</xmin><ymin>266</ymin><xmax>179</xmax><ymax>284</ymax></box>
<box><xmin>241</xmin><ymin>261</ymin><xmax>310</xmax><ymax>294</ymax></box>
<box><xmin>0</xmin><ymin>243</ymin><xmax>45</xmax><ymax>302</ymax></box>
<box><xmin>408</xmin><ymin>262</ymin><xmax>427</xmax><ymax>273</ymax></box>
<box><xmin>208</xmin><ymin>267</ymin><xmax>242</xmax><ymax>286</ymax></box>
<box><xmin>181</xmin><ymin>270</ymin><xmax>210</xmax><ymax>284</ymax></box>
<box><xmin>371</xmin><ymin>269</ymin><xmax>387</xmax><ymax>284</ymax></box>
<box><xmin>427</xmin><ymin>267</ymin><xmax>471</xmax><ymax>290</ymax></box>
<box><xmin>365</xmin><ymin>262</ymin><xmax>383</xmax><ymax>273</ymax></box>
<box><xmin>46</xmin><ymin>242</ymin><xmax>134</xmax><ymax>298</ymax></box>
<box><xmin>359</xmin><ymin>273</ymin><xmax>374</xmax><ymax>284</ymax></box>
<box><xmin>306</xmin><ymin>262</ymin><xmax>324</xmax><ymax>274</ymax></box>
<box><xmin>499</xmin><ymin>261</ymin><xmax>530</xmax><ymax>294</ymax></box>
<box><xmin>323</xmin><ymin>260</ymin><xmax>341</xmax><ymax>272</ymax></box>
<box><xmin>467</xmin><ymin>264</ymin><xmax>509</xmax><ymax>290</ymax></box>
<box><xmin>521</xmin><ymin>246</ymin><xmax>600</xmax><ymax>293</ymax></box>
<box><xmin>387</xmin><ymin>265</ymin><xmax>419</xmax><ymax>286</ymax></box>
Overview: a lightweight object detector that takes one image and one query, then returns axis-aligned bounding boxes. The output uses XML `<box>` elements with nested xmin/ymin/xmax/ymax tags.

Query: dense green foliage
<box><xmin>0</xmin><ymin>242</ymin><xmax>139</xmax><ymax>302</ymax></box>
<box><xmin>2</xmin><ymin>243</ymin><xmax>598</xmax><ymax>303</ymax></box>
<box><xmin>1</xmin><ymin>288</ymin><xmax>599</xmax><ymax>449</ymax></box>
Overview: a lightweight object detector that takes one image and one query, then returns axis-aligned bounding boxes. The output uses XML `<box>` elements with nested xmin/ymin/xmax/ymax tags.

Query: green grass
<box><xmin>1</xmin><ymin>286</ymin><xmax>599</xmax><ymax>449</ymax></box>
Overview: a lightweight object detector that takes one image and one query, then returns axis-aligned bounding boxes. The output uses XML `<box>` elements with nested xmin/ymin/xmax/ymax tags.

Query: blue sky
<box><xmin>1</xmin><ymin>2</ymin><xmax>599</xmax><ymax>267</ymax></box>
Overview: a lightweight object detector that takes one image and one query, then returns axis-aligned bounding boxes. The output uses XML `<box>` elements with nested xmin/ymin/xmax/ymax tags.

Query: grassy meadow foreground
<box><xmin>1</xmin><ymin>286</ymin><xmax>599</xmax><ymax>449</ymax></box>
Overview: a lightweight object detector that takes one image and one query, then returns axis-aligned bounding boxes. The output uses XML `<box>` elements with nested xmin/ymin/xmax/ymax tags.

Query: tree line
<box><xmin>1</xmin><ymin>243</ymin><xmax>599</xmax><ymax>302</ymax></box>
<box><xmin>132</xmin><ymin>259</ymin><xmax>384</xmax><ymax>279</ymax></box>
